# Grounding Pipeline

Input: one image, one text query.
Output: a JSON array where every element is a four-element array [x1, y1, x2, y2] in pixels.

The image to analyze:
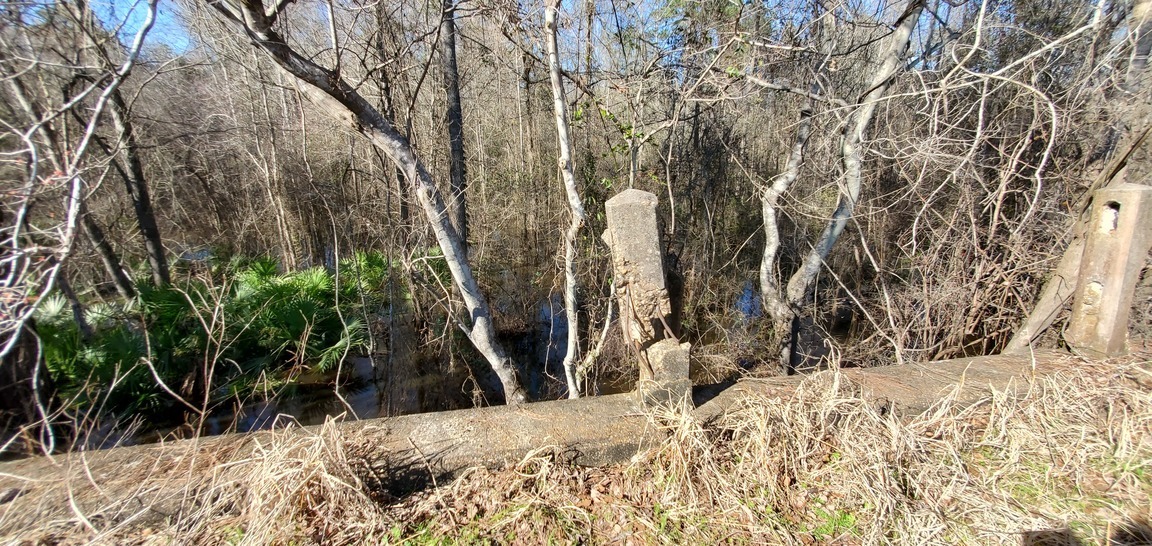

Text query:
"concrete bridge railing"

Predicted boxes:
[[602, 189, 691, 406], [1064, 184, 1152, 356]]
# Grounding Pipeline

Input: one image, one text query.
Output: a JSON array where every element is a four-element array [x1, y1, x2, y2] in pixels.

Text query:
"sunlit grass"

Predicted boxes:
[[5, 355, 1149, 545]]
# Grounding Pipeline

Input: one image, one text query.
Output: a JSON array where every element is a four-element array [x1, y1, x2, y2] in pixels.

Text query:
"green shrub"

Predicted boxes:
[[36, 252, 394, 418]]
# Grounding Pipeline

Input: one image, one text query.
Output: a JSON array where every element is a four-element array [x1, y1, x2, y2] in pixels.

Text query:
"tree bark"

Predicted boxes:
[[55, 268, 93, 341], [70, 0, 171, 287], [784, 1, 925, 309], [374, 3, 411, 235], [81, 207, 136, 299], [760, 105, 813, 364], [208, 0, 527, 403], [440, 0, 469, 250], [781, 0, 924, 370], [107, 93, 170, 286], [251, 56, 301, 270], [546, 0, 588, 398]]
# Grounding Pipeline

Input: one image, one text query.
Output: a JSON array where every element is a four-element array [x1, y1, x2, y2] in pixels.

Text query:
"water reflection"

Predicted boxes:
[[131, 294, 634, 443], [201, 357, 385, 435]]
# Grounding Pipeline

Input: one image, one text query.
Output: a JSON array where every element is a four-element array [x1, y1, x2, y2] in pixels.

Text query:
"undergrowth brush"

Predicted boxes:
[[32, 252, 389, 419]]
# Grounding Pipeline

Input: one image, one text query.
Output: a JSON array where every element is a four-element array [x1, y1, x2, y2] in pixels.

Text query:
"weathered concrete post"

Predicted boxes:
[[1065, 184, 1152, 357], [603, 189, 691, 405], [604, 190, 670, 342]]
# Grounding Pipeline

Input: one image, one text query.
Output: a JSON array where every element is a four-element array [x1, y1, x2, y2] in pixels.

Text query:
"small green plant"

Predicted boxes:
[[810, 507, 859, 539], [221, 525, 245, 545]]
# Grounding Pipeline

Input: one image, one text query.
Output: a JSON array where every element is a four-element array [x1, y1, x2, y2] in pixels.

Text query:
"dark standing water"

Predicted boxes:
[[122, 285, 753, 445], [196, 356, 418, 436], [129, 295, 582, 443]]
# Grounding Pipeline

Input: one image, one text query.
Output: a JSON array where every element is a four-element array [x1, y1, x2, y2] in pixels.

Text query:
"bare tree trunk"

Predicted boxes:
[[1127, 0, 1152, 91], [521, 54, 537, 182], [374, 3, 411, 236], [70, 0, 170, 287], [55, 268, 93, 341], [760, 105, 812, 362], [546, 0, 588, 398], [81, 208, 136, 299], [440, 0, 468, 250], [253, 57, 301, 270], [784, 0, 924, 310], [208, 0, 527, 403], [781, 0, 924, 369], [108, 93, 169, 287]]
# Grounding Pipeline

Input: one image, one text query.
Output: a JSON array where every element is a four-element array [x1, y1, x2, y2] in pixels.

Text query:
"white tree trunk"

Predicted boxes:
[[784, 1, 925, 309], [545, 0, 588, 398], [761, 105, 813, 363]]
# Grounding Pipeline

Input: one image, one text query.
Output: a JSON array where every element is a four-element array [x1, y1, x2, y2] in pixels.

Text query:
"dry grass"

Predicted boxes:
[[171, 426, 393, 545], [379, 358, 1151, 546], [8, 355, 1151, 545]]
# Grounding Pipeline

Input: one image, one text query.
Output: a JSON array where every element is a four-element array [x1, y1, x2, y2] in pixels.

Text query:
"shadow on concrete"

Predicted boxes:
[[362, 444, 596, 502], [692, 380, 739, 408], [1022, 518, 1152, 546], [358, 447, 448, 499]]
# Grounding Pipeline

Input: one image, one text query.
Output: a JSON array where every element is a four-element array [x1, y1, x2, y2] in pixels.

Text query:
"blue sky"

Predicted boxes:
[[93, 0, 190, 54]]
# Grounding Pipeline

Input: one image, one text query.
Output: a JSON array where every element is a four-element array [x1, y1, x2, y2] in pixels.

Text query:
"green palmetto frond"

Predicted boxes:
[[34, 293, 70, 325], [284, 267, 333, 298], [314, 318, 368, 372]]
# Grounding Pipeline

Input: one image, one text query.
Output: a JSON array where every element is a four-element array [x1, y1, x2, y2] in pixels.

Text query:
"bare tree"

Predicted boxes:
[[3, 63, 138, 300], [759, 102, 813, 363], [784, 0, 925, 321], [205, 0, 527, 403], [0, 0, 158, 451], [79, 209, 136, 299], [67, 0, 171, 287], [441, 0, 469, 250], [744, 0, 927, 370], [545, 0, 588, 398]]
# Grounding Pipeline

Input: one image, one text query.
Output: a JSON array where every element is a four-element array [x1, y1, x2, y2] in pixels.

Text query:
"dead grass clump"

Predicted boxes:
[[173, 421, 390, 545], [8, 356, 1148, 544], [383, 357, 1151, 545], [702, 361, 1152, 544]]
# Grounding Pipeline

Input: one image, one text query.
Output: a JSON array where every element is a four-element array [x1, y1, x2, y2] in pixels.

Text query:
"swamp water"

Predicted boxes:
[[120, 296, 596, 445], [101, 285, 764, 448]]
